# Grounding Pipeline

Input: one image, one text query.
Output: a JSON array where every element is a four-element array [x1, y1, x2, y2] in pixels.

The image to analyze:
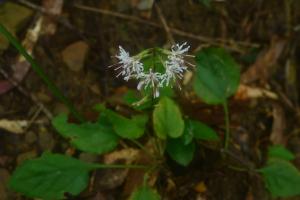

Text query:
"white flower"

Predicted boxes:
[[137, 69, 161, 98], [115, 46, 144, 81], [111, 43, 191, 98], [170, 42, 190, 56], [160, 42, 190, 87]]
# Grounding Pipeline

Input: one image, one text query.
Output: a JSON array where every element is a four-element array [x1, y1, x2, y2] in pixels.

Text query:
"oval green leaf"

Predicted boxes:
[[186, 119, 219, 141], [193, 47, 240, 104], [52, 114, 119, 154], [103, 109, 148, 139], [166, 135, 195, 166], [9, 152, 97, 200], [258, 158, 300, 198], [153, 97, 184, 139], [268, 145, 295, 161], [130, 185, 161, 200]]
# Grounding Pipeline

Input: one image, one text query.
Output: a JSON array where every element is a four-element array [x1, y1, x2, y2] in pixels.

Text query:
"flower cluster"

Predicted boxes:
[[112, 42, 191, 97]]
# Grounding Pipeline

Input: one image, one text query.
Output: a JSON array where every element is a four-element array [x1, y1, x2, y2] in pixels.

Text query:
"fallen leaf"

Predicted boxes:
[[270, 103, 286, 145], [96, 148, 140, 190], [241, 36, 286, 84], [62, 41, 89, 72], [234, 84, 278, 100], [104, 148, 140, 164], [0, 119, 28, 134], [194, 181, 207, 193], [42, 0, 64, 35], [123, 139, 157, 197]]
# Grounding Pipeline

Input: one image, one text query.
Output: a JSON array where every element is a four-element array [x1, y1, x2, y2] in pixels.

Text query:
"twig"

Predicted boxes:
[[155, 4, 175, 44], [73, 4, 259, 50], [18, 0, 87, 40]]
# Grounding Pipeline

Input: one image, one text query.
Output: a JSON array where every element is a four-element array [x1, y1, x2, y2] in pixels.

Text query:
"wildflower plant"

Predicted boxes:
[[1, 21, 300, 199]]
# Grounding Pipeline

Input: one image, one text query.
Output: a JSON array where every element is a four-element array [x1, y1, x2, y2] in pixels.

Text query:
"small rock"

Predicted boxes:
[[16, 150, 37, 165], [62, 41, 89, 72]]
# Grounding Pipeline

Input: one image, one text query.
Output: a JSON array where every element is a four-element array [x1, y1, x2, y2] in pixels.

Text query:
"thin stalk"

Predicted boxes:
[[0, 24, 84, 122], [223, 101, 230, 149], [94, 163, 149, 169]]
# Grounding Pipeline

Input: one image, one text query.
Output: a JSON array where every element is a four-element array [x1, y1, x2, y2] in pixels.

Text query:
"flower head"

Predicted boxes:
[[111, 43, 191, 97], [115, 46, 144, 81], [160, 42, 190, 87], [137, 69, 161, 98]]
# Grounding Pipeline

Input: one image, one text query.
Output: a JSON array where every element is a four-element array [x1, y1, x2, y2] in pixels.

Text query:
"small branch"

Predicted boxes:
[[73, 4, 259, 51], [95, 163, 149, 169], [155, 3, 175, 44]]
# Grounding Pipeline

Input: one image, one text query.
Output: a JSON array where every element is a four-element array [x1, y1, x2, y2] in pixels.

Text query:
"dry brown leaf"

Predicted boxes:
[[234, 84, 278, 100], [42, 0, 63, 35], [62, 41, 89, 72], [194, 181, 207, 193], [122, 139, 157, 197], [241, 36, 286, 84], [103, 148, 140, 164], [96, 148, 140, 190], [270, 103, 286, 145]]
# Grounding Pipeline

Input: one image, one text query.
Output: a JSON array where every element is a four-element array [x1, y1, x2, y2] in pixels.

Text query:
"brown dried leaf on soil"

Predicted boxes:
[[270, 103, 286, 145], [241, 36, 286, 84], [96, 148, 140, 190], [0, 119, 28, 134], [62, 41, 89, 72], [234, 84, 278, 100], [42, 0, 64, 35]]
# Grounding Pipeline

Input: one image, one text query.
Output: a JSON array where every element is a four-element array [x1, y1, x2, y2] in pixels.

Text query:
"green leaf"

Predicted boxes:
[[198, 0, 211, 7], [166, 133, 195, 166], [193, 47, 240, 104], [258, 158, 300, 198], [186, 119, 219, 141], [268, 145, 295, 161], [130, 185, 161, 200], [123, 90, 153, 110], [153, 97, 184, 139], [9, 152, 97, 200], [104, 109, 148, 139], [52, 114, 119, 154]]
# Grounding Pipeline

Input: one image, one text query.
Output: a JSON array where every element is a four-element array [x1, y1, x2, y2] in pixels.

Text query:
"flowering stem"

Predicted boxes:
[[94, 163, 149, 169], [223, 101, 230, 150]]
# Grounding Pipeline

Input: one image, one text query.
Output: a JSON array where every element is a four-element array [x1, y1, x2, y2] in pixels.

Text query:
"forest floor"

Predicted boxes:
[[0, 0, 300, 199]]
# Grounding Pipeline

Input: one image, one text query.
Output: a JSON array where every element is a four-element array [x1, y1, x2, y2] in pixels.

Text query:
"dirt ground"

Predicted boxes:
[[0, 0, 300, 199]]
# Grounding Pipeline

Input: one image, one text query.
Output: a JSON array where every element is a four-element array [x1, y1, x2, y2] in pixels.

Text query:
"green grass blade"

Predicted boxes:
[[0, 24, 84, 122]]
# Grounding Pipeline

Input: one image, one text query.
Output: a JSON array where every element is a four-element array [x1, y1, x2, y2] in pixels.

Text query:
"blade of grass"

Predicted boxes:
[[0, 24, 84, 122]]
